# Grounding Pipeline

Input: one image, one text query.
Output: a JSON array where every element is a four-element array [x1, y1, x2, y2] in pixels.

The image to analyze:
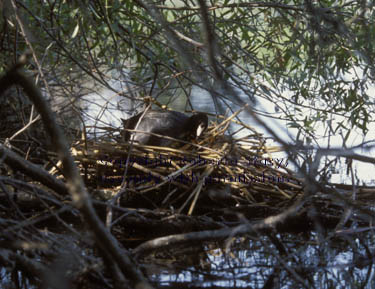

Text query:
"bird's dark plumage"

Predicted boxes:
[[121, 110, 208, 146]]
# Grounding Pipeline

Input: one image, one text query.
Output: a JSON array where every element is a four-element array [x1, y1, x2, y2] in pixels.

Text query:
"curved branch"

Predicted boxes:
[[0, 63, 153, 289]]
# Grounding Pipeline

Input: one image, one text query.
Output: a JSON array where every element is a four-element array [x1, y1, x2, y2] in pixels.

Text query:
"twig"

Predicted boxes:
[[0, 144, 69, 196], [0, 61, 153, 289]]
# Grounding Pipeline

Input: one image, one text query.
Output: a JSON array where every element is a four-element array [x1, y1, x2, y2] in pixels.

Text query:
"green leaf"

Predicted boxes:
[[71, 23, 79, 39]]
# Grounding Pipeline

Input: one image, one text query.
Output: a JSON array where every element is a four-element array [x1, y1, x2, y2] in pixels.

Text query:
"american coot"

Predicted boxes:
[[121, 110, 208, 146]]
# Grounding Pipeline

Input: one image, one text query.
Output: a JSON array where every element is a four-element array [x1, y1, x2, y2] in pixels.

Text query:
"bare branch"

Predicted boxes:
[[0, 62, 153, 289]]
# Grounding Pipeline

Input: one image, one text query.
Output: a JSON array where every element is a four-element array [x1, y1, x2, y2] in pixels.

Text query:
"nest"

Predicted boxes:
[[69, 112, 303, 220], [42, 109, 375, 244]]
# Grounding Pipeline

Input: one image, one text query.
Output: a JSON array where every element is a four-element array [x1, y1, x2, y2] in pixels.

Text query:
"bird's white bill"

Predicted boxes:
[[196, 124, 205, 137]]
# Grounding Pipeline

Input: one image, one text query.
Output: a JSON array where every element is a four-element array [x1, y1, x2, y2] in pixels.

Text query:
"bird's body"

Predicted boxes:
[[122, 110, 208, 146]]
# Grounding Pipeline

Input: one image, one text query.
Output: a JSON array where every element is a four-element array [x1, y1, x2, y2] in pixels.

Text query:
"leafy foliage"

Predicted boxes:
[[1, 0, 374, 142]]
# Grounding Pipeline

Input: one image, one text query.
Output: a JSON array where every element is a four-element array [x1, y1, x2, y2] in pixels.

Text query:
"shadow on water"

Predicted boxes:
[[2, 229, 374, 288], [143, 231, 375, 288]]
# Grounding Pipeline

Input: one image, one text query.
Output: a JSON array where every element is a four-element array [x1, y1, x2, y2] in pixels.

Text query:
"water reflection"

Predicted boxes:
[[144, 231, 375, 288]]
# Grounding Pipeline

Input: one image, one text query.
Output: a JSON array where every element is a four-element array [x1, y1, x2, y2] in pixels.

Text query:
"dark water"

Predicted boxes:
[[144, 231, 375, 288]]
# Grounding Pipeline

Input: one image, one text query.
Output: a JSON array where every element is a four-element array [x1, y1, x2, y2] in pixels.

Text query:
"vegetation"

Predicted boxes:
[[1, 0, 375, 288]]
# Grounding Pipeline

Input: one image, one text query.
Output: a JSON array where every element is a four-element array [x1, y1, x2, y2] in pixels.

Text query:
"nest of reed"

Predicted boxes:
[[67, 110, 307, 234], [58, 107, 375, 244]]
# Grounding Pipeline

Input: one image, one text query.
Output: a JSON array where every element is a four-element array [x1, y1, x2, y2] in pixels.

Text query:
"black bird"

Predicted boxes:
[[121, 110, 208, 146]]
